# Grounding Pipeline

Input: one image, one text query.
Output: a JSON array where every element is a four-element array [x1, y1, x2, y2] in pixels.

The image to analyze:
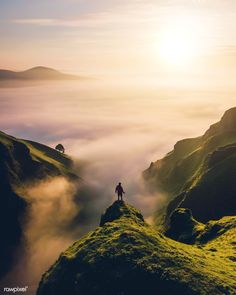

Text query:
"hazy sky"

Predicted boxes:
[[1, 0, 236, 79]]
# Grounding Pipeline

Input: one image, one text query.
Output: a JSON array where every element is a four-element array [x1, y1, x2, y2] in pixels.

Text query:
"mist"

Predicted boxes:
[[0, 178, 79, 292], [0, 78, 235, 293]]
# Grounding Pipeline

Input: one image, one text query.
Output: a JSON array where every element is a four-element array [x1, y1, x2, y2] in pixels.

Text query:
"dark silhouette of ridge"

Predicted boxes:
[[0, 66, 81, 80]]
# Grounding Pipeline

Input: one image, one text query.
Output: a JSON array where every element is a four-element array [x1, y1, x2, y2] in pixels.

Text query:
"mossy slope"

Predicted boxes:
[[0, 130, 78, 277], [143, 107, 236, 224], [37, 201, 236, 295]]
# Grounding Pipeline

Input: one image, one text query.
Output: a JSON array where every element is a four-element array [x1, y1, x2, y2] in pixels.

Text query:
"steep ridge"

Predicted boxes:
[[37, 201, 236, 295], [0, 130, 78, 278], [143, 107, 236, 225]]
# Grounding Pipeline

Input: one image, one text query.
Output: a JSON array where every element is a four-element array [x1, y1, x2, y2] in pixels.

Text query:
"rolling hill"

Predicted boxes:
[[143, 107, 236, 226], [0, 66, 80, 81]]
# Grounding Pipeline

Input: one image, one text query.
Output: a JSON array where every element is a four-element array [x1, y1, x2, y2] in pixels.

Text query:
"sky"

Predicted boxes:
[[1, 0, 236, 79], [1, 2, 236, 291]]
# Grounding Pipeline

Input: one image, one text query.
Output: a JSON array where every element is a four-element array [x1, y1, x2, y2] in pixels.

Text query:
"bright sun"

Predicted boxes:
[[158, 16, 203, 66], [159, 32, 196, 65]]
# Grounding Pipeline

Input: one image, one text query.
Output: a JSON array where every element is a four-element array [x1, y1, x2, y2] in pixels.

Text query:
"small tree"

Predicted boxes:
[[55, 144, 65, 154]]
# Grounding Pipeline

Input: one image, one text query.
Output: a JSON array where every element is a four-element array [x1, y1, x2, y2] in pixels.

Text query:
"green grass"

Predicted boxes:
[[143, 108, 236, 225], [0, 130, 77, 181], [22, 140, 75, 178], [37, 201, 236, 295], [0, 130, 80, 278], [0, 131, 17, 146]]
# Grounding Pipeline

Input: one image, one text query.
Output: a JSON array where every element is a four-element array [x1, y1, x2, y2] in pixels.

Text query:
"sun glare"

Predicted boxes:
[[158, 15, 203, 66], [159, 32, 196, 65]]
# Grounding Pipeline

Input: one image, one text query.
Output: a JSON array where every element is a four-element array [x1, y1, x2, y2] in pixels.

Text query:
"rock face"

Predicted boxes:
[[37, 201, 236, 295], [143, 107, 236, 225], [0, 130, 77, 278], [164, 208, 201, 244]]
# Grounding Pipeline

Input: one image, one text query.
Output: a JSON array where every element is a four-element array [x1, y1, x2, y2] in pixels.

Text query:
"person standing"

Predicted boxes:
[[115, 182, 125, 201]]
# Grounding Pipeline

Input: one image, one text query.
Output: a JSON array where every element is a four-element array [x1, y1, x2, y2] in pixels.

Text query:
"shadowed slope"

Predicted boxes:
[[143, 107, 236, 225], [0, 130, 78, 278]]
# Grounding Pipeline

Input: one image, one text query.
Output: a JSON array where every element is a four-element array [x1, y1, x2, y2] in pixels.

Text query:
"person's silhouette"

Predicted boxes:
[[115, 182, 125, 201]]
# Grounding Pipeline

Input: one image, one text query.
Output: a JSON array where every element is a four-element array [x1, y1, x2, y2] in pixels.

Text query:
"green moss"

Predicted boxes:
[[37, 202, 236, 295], [100, 200, 145, 226]]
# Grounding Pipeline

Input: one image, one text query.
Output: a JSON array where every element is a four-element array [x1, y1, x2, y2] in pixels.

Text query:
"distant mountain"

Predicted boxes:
[[143, 107, 236, 226], [0, 130, 78, 278], [37, 201, 236, 295], [0, 66, 80, 80]]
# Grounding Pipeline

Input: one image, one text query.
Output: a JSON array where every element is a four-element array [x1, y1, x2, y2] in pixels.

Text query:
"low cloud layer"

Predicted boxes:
[[1, 81, 235, 219], [0, 80, 235, 293]]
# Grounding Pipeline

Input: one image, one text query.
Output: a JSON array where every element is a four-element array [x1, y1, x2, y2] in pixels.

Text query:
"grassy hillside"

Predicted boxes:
[[143, 107, 236, 225], [0, 131, 77, 180], [0, 130, 78, 278], [37, 201, 236, 295]]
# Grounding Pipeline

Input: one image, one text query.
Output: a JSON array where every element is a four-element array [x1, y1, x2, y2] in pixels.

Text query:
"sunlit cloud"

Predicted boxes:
[[11, 16, 117, 28], [10, 9, 158, 28]]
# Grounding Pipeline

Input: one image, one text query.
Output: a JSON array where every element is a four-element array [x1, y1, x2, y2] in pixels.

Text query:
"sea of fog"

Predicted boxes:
[[0, 79, 235, 293]]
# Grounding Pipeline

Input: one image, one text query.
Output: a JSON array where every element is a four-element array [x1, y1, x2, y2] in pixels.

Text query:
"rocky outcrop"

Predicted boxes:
[[37, 201, 236, 295]]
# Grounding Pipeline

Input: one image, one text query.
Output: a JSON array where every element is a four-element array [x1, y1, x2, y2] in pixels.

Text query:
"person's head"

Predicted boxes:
[[119, 182, 121, 185]]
